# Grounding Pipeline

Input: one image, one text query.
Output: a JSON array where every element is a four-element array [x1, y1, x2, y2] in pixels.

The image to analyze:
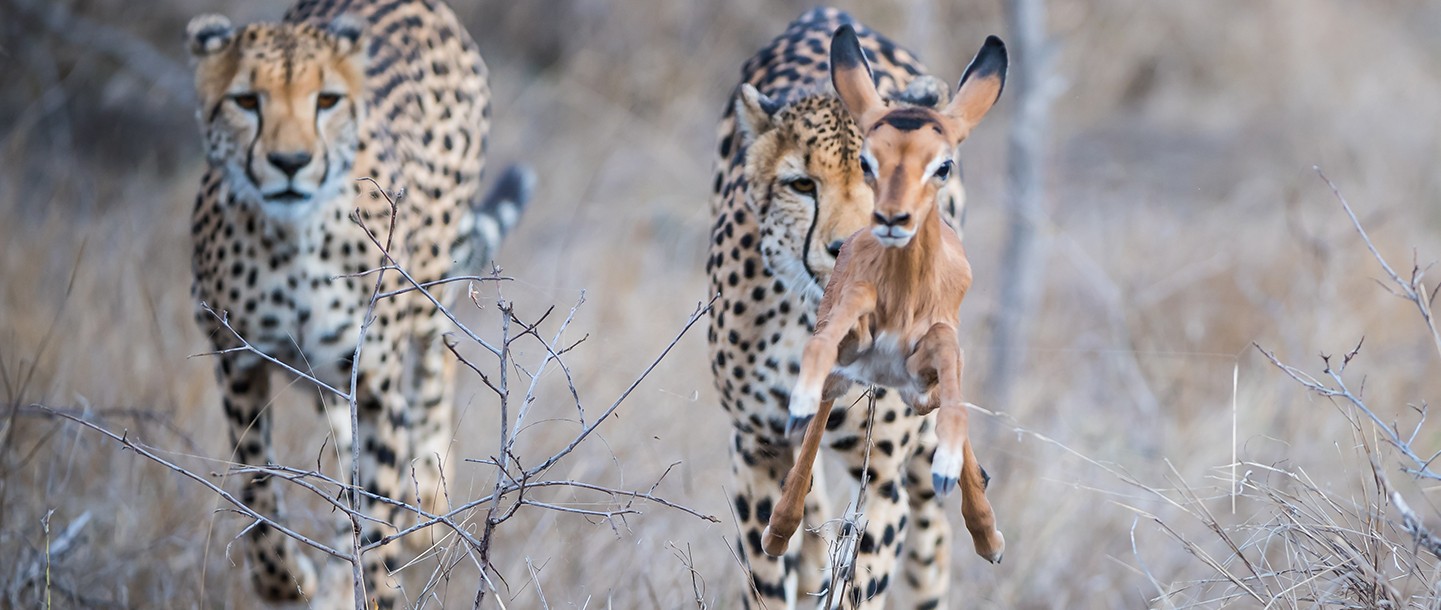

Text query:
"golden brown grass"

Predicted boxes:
[[4, 0, 1441, 607]]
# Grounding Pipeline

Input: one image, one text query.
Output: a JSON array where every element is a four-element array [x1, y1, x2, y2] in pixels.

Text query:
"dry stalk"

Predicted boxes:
[[1133, 171, 1441, 609]]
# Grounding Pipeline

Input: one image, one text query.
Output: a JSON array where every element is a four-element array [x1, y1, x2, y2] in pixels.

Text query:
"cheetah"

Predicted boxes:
[[708, 8, 973, 609], [185, 0, 529, 606]]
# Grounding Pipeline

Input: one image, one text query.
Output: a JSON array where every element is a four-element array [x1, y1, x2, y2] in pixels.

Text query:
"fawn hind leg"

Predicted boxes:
[[904, 325, 964, 493], [908, 325, 1003, 564]]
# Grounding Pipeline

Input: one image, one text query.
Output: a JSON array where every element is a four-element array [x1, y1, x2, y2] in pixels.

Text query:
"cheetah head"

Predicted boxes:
[[186, 14, 367, 216], [734, 91, 875, 302]]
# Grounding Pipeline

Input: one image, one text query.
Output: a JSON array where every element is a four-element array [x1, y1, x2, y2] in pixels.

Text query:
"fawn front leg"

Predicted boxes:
[[787, 283, 876, 434]]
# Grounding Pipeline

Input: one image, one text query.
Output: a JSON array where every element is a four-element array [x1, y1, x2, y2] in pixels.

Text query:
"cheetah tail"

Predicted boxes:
[[456, 163, 535, 274]]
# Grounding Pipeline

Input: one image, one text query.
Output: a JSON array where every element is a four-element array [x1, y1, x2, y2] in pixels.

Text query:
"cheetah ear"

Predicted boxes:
[[829, 24, 886, 129], [327, 14, 366, 56], [896, 75, 950, 109], [943, 36, 1007, 130], [186, 14, 235, 57], [735, 84, 780, 145]]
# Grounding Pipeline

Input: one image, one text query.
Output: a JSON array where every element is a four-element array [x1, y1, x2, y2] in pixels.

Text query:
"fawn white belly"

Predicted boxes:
[[835, 332, 921, 394]]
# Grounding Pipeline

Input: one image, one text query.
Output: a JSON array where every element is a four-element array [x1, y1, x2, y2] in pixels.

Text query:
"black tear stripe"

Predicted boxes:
[[316, 69, 331, 187], [319, 135, 330, 189], [245, 108, 265, 189], [801, 188, 821, 284]]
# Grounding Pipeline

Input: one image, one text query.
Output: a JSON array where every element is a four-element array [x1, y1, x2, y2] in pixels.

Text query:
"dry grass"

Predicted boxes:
[[4, 0, 1441, 607]]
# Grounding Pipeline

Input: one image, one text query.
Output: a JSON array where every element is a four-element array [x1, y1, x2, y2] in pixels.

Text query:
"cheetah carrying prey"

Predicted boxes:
[[708, 8, 984, 609]]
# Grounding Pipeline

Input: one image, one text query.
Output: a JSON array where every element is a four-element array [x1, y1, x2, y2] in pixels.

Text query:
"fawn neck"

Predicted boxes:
[[876, 208, 943, 287]]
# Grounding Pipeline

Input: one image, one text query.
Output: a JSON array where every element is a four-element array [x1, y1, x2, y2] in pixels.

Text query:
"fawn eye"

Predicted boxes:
[[232, 93, 260, 111], [787, 177, 817, 195], [316, 93, 342, 110], [859, 156, 874, 178], [934, 160, 953, 181]]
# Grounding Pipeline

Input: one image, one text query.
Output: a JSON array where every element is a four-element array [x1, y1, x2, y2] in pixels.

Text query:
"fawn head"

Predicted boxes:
[[829, 25, 1006, 248]]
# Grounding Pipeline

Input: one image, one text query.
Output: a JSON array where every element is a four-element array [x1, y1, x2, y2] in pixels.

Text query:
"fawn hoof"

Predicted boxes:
[[785, 414, 813, 437], [786, 388, 820, 433], [930, 445, 964, 496], [760, 524, 792, 557], [974, 529, 1005, 565], [932, 473, 958, 496], [980, 465, 992, 490]]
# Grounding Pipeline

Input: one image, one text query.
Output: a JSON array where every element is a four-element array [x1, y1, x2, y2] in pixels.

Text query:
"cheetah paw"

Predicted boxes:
[[930, 444, 965, 496], [254, 552, 318, 602]]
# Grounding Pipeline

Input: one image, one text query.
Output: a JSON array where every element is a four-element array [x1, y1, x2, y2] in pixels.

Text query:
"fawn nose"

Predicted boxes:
[[825, 239, 845, 257], [872, 212, 911, 227], [267, 151, 313, 177]]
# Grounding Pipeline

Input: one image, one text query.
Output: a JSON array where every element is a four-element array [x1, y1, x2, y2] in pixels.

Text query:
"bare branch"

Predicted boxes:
[[1316, 167, 1441, 362], [524, 297, 716, 479], [36, 406, 350, 560]]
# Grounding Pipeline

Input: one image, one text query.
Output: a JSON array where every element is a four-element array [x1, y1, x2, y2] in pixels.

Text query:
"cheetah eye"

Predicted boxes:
[[317, 93, 343, 110], [933, 160, 953, 181], [232, 93, 260, 112], [787, 177, 817, 195]]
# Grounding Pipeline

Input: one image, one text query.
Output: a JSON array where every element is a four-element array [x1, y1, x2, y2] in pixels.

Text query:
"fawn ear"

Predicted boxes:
[[327, 14, 366, 56], [944, 36, 1008, 129], [186, 14, 235, 57], [735, 84, 780, 144], [829, 25, 885, 128]]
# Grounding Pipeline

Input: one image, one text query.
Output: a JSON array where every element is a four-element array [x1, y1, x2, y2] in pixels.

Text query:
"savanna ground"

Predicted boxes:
[[4, 0, 1441, 607]]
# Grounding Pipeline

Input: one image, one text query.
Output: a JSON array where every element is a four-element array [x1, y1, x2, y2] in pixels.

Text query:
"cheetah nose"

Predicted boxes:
[[872, 211, 911, 227], [825, 239, 845, 257], [267, 151, 313, 177]]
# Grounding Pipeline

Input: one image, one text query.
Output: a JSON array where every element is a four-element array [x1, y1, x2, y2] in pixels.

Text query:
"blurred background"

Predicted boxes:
[[4, 0, 1441, 607]]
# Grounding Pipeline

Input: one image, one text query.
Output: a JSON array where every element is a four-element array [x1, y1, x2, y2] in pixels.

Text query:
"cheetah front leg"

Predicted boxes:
[[349, 370, 412, 610], [798, 456, 836, 599], [731, 428, 802, 609], [900, 418, 952, 608], [827, 397, 919, 610], [406, 322, 455, 521], [215, 354, 319, 602]]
